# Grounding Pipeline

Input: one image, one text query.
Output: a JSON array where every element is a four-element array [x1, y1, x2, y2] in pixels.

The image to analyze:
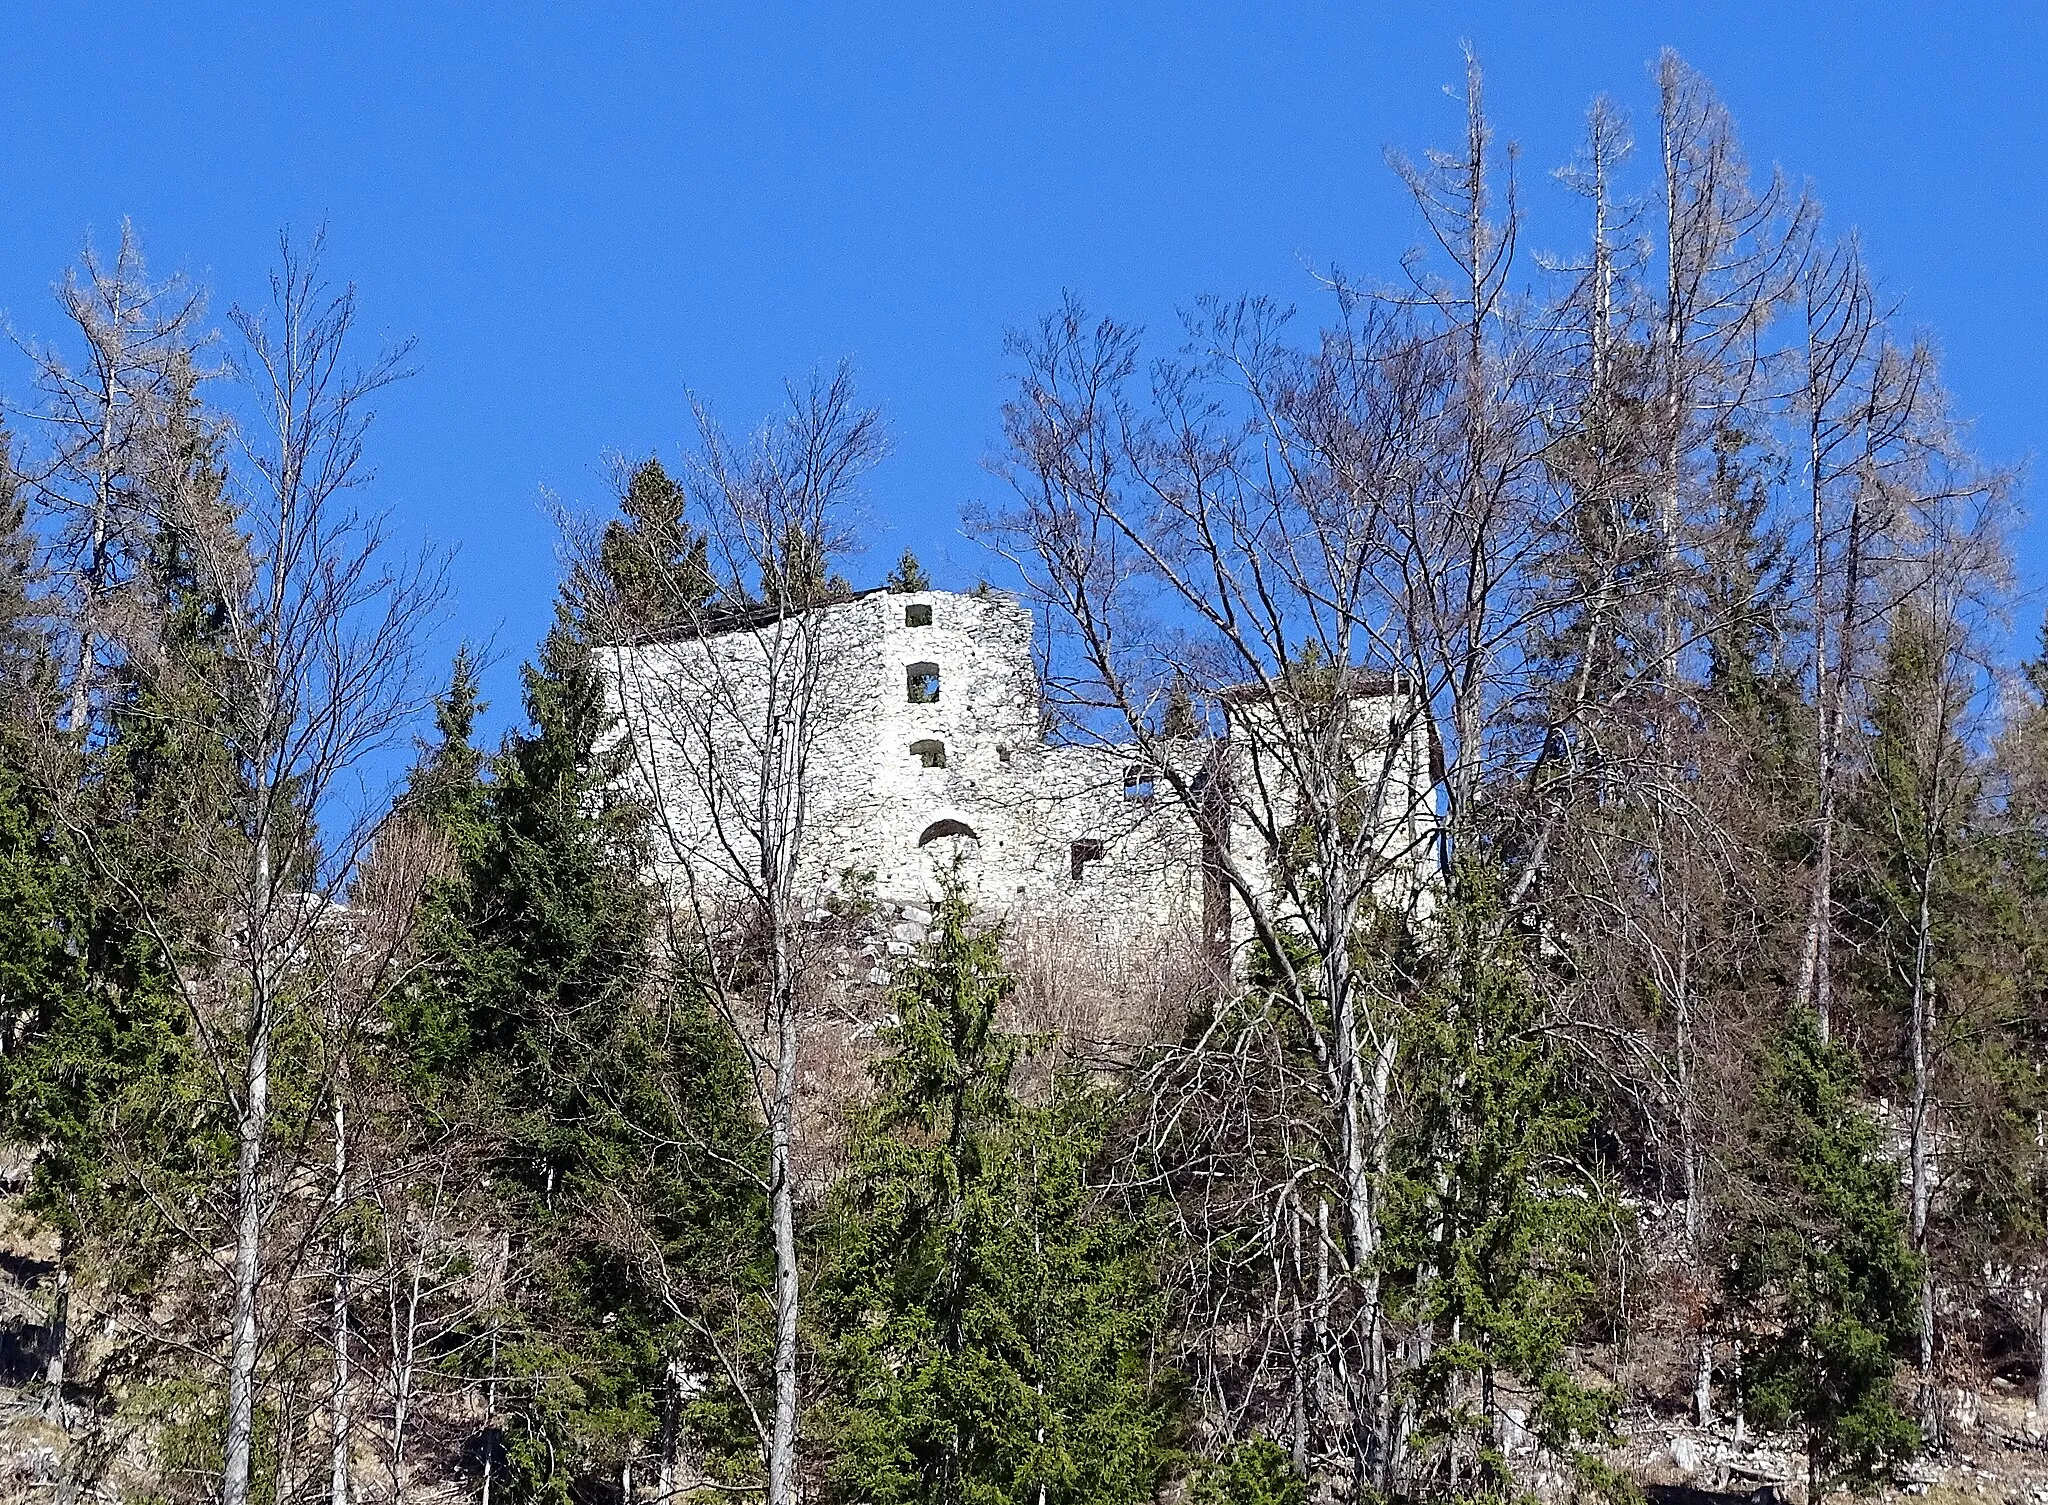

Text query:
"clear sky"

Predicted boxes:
[[3, 3, 2042, 734]]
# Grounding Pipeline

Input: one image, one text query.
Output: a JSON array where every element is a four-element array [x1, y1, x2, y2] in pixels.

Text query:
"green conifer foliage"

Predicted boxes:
[[383, 647, 492, 1085], [757, 521, 850, 609], [1, 494, 235, 1437], [884, 548, 930, 593], [596, 457, 720, 636], [450, 610, 661, 1498], [1194, 1437, 1308, 1505], [818, 873, 1182, 1505], [1729, 1008, 1921, 1496], [398, 611, 769, 1503], [1384, 879, 1617, 1499], [1159, 675, 1203, 741]]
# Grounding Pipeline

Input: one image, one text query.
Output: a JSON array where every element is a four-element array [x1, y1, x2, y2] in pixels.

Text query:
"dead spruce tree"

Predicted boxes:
[[7, 221, 210, 740], [592, 365, 884, 1505], [1535, 59, 1813, 1428]]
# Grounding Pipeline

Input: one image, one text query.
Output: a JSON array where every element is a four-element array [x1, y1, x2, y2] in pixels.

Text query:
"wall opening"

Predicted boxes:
[[911, 739, 947, 769], [906, 661, 941, 704], [905, 603, 933, 627], [1069, 838, 1107, 880], [918, 819, 978, 847], [1124, 763, 1156, 800], [996, 744, 1012, 767]]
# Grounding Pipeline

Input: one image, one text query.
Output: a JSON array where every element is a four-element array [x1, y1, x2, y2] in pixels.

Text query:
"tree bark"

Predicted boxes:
[[2035, 1286, 2048, 1419], [1678, 956, 1713, 1429], [1909, 872, 1938, 1446], [332, 1068, 353, 1505], [223, 989, 271, 1505], [766, 935, 802, 1505], [41, 1247, 68, 1418]]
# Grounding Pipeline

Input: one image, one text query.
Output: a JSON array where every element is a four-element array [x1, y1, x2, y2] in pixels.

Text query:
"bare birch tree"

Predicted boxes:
[[594, 365, 884, 1505], [54, 231, 445, 1505]]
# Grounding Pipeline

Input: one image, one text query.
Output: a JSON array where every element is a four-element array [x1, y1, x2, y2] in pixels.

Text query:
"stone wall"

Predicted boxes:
[[604, 586, 1436, 964]]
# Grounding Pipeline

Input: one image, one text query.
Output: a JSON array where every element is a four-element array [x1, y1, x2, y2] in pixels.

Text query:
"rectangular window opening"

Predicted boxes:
[[1069, 838, 1107, 881]]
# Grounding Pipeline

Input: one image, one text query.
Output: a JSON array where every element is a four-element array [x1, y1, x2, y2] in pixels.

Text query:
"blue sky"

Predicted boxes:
[[3, 3, 2042, 735]]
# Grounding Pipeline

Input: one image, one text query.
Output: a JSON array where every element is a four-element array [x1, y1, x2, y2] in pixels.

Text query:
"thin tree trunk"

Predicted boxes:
[[1795, 405, 1834, 1041], [224, 990, 272, 1505], [1732, 1338, 1746, 1445], [765, 935, 802, 1505], [65, 335, 124, 738], [391, 1245, 429, 1505], [1799, 467, 1868, 1044], [481, 1232, 507, 1505], [1679, 955, 1713, 1429], [1694, 1336, 1714, 1434], [659, 1360, 681, 1505], [1289, 1192, 1308, 1477], [332, 1071, 352, 1505], [1793, 823, 1833, 1042], [1314, 1195, 1333, 1476], [41, 1244, 69, 1418], [225, 705, 279, 1505], [1330, 947, 1385, 1492], [2035, 1286, 2048, 1419], [1909, 865, 1938, 1446]]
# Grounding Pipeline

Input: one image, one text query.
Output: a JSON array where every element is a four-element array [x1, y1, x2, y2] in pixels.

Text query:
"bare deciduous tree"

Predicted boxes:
[[57, 231, 445, 1505], [591, 364, 884, 1505]]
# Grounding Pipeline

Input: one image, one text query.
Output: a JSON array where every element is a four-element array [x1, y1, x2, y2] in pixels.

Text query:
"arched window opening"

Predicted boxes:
[[905, 603, 933, 628], [918, 819, 978, 847], [906, 662, 940, 704], [996, 744, 1013, 768], [1124, 764, 1156, 801], [1069, 838, 1107, 880], [911, 739, 947, 769]]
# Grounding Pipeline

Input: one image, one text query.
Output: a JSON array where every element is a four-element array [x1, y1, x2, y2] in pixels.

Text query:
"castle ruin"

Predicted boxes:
[[604, 585, 1440, 966]]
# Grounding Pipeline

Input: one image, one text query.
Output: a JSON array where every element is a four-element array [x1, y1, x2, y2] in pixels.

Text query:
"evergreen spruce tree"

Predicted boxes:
[[1, 463, 245, 1424], [1728, 1008, 1921, 1496], [1159, 674, 1203, 741], [397, 609, 769, 1503], [443, 609, 662, 1499], [596, 457, 719, 636], [818, 873, 1182, 1505], [757, 520, 850, 608], [884, 547, 930, 593], [1948, 612, 2048, 1415], [1384, 877, 1617, 1500], [385, 646, 493, 1085], [406, 645, 488, 829]]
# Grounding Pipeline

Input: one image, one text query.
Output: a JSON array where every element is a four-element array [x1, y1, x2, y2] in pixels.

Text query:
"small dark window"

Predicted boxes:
[[911, 739, 947, 769], [996, 744, 1012, 767], [905, 603, 933, 628], [1124, 764, 1156, 801], [1069, 839, 1107, 880], [919, 819, 978, 847], [906, 662, 940, 704]]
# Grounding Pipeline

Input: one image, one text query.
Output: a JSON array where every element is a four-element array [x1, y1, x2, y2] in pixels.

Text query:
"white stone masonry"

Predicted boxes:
[[604, 587, 1438, 959]]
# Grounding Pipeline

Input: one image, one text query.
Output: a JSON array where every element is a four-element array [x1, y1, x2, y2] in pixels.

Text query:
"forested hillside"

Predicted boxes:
[[4, 49, 2048, 1505]]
